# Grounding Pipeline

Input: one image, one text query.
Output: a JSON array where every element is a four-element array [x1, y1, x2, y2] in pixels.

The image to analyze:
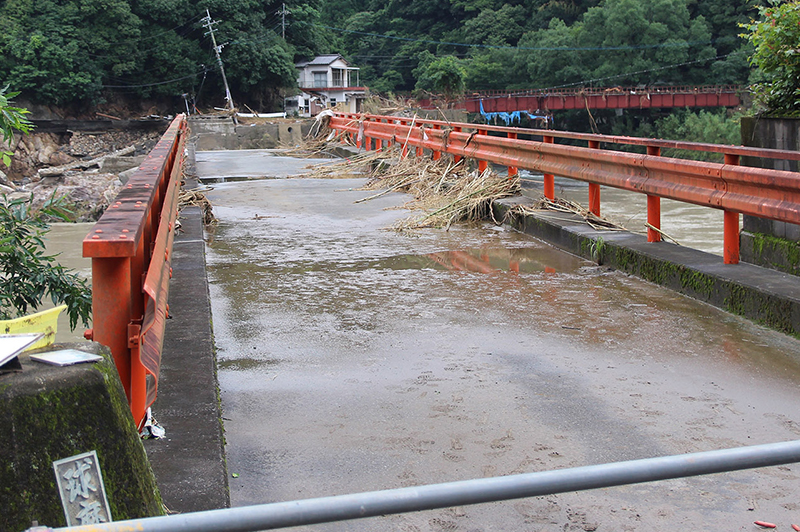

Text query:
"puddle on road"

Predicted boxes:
[[229, 244, 585, 276], [375, 247, 572, 274], [200, 175, 282, 184]]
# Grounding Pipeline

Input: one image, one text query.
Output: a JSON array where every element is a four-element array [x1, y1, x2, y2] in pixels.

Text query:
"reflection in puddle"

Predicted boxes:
[[379, 247, 563, 274]]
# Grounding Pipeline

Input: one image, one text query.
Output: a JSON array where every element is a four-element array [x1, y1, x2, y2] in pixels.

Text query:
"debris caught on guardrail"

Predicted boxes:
[[178, 187, 216, 226], [510, 197, 625, 232]]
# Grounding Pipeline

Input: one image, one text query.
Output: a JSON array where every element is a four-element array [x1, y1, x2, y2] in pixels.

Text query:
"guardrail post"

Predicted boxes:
[[454, 126, 462, 164], [432, 124, 441, 161], [397, 119, 410, 159], [723, 153, 741, 264], [129, 323, 146, 429], [507, 132, 518, 177], [646, 146, 662, 243], [588, 140, 601, 215], [543, 135, 554, 200], [91, 257, 134, 400], [477, 129, 488, 173], [374, 119, 383, 152], [416, 125, 424, 158]]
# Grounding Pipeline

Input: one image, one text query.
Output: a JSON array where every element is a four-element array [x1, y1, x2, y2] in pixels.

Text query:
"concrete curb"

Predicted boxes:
[[494, 197, 800, 336], [143, 202, 229, 512]]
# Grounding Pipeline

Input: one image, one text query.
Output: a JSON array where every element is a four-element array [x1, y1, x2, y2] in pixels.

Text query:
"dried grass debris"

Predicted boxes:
[[509, 197, 624, 231], [179, 187, 216, 226]]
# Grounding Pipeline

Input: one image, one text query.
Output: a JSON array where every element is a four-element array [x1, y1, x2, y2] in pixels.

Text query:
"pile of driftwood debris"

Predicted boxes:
[[297, 142, 521, 231], [282, 115, 626, 233]]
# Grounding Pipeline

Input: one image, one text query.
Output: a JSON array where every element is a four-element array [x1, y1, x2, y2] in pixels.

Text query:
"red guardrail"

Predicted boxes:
[[83, 115, 187, 429], [331, 112, 800, 265]]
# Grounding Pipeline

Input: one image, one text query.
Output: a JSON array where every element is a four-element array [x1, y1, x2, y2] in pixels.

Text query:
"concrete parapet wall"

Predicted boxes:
[[190, 117, 313, 151], [740, 117, 800, 273], [494, 198, 800, 336], [0, 343, 163, 530]]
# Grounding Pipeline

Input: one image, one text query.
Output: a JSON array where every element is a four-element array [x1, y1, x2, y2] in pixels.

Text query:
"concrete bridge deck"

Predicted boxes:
[[150, 147, 800, 529], [145, 147, 800, 530]]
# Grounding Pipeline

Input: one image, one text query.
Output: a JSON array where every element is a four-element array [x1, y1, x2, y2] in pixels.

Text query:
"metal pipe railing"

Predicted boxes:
[[340, 112, 800, 162], [331, 112, 800, 264], [36, 440, 800, 532]]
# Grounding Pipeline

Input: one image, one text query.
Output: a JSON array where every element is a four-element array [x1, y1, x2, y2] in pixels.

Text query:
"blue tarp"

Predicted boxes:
[[479, 100, 552, 126]]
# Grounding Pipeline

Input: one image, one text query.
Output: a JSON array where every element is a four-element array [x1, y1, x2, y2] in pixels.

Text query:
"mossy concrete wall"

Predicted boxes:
[[0, 343, 163, 530], [494, 198, 800, 336], [740, 117, 800, 274]]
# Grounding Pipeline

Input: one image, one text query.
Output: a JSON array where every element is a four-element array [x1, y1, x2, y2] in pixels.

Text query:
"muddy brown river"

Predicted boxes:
[[200, 150, 800, 531]]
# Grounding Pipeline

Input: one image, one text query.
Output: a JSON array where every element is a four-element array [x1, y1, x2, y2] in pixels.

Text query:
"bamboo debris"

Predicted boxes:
[[283, 122, 522, 230], [510, 197, 625, 231], [357, 152, 521, 231], [644, 222, 681, 245], [287, 120, 628, 232], [301, 148, 390, 179], [178, 187, 216, 225]]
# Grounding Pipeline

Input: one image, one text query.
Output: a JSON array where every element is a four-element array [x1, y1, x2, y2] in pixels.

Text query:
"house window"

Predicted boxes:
[[332, 69, 344, 87], [313, 72, 327, 88], [329, 98, 337, 107]]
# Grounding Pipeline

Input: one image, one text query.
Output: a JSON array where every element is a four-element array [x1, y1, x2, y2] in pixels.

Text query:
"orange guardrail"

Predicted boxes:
[[83, 114, 187, 429], [331, 112, 800, 265]]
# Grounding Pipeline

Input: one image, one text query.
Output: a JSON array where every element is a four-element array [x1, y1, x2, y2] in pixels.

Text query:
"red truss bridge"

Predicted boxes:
[[457, 85, 743, 115]]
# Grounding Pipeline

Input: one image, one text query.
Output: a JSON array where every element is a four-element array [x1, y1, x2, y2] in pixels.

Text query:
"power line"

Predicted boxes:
[[101, 68, 208, 89], [462, 51, 748, 96], [298, 21, 739, 52]]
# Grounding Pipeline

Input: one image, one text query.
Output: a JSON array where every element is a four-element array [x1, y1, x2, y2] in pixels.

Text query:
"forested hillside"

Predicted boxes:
[[0, 0, 756, 113]]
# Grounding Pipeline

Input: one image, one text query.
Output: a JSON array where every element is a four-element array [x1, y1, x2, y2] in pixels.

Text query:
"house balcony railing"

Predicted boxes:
[[298, 79, 364, 90]]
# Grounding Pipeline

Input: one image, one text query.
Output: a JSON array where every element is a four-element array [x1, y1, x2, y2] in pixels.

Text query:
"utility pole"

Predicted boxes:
[[201, 9, 235, 112], [277, 3, 290, 39]]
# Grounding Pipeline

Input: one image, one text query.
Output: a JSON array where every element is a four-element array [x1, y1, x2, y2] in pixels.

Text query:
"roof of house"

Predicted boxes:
[[296, 54, 348, 68]]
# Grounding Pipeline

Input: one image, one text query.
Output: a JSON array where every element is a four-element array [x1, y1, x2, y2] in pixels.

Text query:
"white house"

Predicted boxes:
[[285, 54, 367, 117]]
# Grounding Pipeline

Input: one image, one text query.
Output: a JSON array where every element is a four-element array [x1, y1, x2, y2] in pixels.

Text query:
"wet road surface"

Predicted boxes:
[[203, 151, 800, 531]]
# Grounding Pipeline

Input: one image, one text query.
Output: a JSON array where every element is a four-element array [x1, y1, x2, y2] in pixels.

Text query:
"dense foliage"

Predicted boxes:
[[0, 0, 756, 111], [740, 0, 800, 115], [326, 0, 755, 93], [0, 194, 92, 330], [0, 85, 32, 167], [0, 0, 307, 109]]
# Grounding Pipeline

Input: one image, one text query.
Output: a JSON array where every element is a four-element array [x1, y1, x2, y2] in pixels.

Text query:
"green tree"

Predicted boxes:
[[740, 1, 800, 115], [652, 108, 741, 161], [459, 5, 526, 46], [0, 85, 32, 167], [0, 194, 92, 330], [414, 52, 466, 98], [464, 50, 516, 90]]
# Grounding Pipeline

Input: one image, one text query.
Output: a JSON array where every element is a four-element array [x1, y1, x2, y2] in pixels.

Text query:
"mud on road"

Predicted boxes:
[[204, 168, 800, 531]]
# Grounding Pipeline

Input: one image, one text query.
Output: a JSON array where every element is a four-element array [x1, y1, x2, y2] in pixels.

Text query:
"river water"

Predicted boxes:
[[40, 223, 93, 343], [520, 172, 724, 256], [200, 150, 800, 531]]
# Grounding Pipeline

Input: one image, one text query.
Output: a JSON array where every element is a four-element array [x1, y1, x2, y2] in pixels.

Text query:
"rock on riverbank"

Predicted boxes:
[[1, 127, 164, 221]]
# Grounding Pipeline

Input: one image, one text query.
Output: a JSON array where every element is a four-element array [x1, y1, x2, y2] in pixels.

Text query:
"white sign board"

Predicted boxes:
[[53, 450, 112, 526]]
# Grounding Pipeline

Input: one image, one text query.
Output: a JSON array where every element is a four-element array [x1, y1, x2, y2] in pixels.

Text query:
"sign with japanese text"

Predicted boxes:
[[53, 450, 112, 526]]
